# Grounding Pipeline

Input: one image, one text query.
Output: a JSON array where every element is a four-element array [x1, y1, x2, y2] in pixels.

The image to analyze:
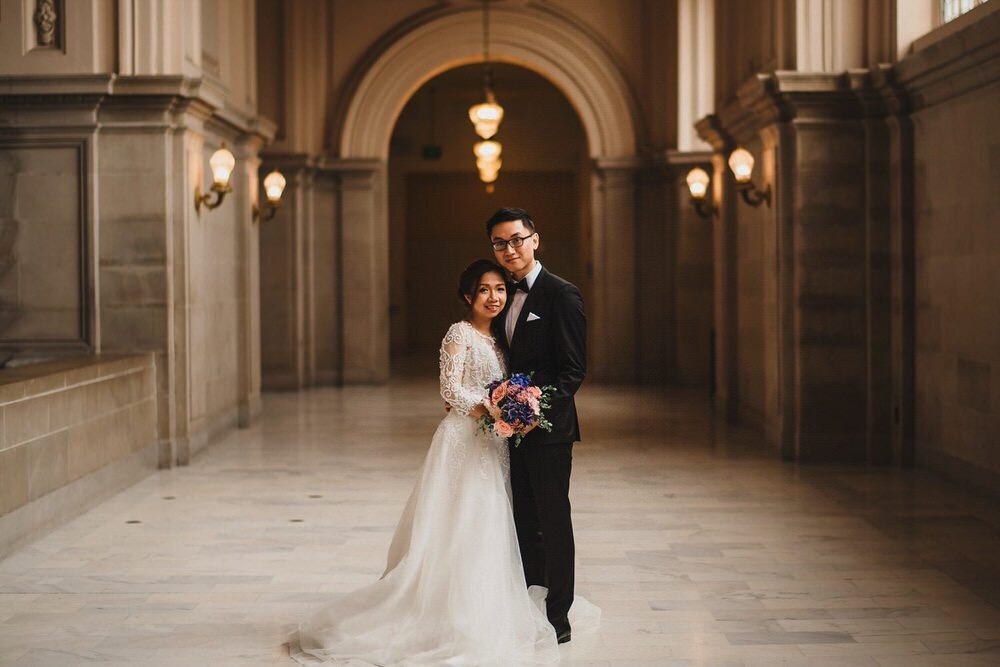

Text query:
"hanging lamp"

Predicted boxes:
[[468, 0, 504, 190]]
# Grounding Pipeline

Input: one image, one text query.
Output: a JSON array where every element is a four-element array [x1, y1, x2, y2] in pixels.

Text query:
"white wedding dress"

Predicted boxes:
[[289, 321, 597, 666]]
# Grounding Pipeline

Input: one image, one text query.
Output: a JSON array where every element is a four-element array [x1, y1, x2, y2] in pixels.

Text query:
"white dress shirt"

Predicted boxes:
[[506, 261, 543, 345]]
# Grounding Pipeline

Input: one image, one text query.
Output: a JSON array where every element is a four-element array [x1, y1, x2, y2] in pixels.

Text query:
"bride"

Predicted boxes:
[[289, 260, 596, 666]]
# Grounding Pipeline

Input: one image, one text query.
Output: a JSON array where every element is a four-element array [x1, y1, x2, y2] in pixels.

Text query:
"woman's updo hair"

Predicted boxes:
[[457, 259, 507, 306]]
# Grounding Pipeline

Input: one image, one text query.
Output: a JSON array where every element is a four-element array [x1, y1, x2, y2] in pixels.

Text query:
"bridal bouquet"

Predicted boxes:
[[478, 373, 555, 447]]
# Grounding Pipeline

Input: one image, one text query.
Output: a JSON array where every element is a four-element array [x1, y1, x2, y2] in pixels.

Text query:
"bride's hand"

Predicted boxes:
[[468, 404, 488, 419]]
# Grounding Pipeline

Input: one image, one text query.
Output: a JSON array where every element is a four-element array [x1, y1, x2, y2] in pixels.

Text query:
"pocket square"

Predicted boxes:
[[526, 312, 541, 322]]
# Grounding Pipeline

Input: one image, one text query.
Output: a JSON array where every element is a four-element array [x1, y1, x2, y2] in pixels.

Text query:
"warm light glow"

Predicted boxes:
[[263, 170, 286, 203], [686, 168, 710, 199], [473, 140, 502, 161], [478, 161, 501, 184], [475, 139, 502, 184], [728, 147, 755, 183], [209, 146, 236, 187], [468, 94, 504, 140]]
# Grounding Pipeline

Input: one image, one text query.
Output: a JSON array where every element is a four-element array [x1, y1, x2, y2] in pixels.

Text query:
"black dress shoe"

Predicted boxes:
[[551, 618, 572, 644]]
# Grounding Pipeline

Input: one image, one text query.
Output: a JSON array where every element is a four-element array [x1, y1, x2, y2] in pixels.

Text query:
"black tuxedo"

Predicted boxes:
[[491, 265, 586, 630], [491, 267, 586, 445]]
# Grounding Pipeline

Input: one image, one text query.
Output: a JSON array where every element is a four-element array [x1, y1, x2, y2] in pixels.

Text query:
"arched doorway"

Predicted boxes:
[[330, 4, 642, 383], [387, 63, 590, 375]]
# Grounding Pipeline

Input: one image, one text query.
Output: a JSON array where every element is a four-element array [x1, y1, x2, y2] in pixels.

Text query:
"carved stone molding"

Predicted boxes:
[[33, 0, 59, 49], [0, 75, 275, 144]]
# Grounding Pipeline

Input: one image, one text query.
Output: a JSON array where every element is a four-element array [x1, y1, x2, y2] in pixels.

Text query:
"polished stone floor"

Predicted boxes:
[[2, 377, 1000, 666]]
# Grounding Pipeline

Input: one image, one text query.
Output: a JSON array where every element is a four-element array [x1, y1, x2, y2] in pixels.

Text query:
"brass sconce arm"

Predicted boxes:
[[691, 195, 716, 219], [736, 181, 771, 207], [194, 182, 232, 213], [252, 201, 279, 222]]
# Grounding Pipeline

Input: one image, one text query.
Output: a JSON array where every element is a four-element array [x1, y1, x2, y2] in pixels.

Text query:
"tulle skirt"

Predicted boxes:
[[289, 411, 598, 666]]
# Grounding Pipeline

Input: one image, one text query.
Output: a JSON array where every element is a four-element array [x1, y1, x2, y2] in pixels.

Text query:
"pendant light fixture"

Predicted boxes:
[[468, 0, 503, 191]]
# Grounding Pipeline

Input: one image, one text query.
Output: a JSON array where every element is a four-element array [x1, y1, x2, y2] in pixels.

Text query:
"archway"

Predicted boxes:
[[387, 63, 590, 374], [331, 4, 642, 383]]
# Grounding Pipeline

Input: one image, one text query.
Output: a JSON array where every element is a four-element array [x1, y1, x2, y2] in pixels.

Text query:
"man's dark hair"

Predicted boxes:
[[485, 207, 536, 237]]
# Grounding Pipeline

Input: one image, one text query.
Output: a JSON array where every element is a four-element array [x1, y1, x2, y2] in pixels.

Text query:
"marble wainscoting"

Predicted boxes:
[[0, 355, 158, 559], [0, 379, 999, 665]]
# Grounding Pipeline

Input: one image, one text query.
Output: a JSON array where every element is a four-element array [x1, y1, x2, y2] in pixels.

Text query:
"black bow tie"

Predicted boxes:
[[512, 279, 530, 293]]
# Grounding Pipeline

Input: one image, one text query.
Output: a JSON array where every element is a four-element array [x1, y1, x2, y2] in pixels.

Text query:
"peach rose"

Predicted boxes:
[[495, 420, 515, 438]]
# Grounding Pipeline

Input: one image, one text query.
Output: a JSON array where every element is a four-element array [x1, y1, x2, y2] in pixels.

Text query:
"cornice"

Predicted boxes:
[[0, 74, 274, 142], [694, 113, 733, 153], [664, 149, 713, 168], [593, 156, 645, 172], [259, 152, 321, 171], [895, 8, 1000, 111]]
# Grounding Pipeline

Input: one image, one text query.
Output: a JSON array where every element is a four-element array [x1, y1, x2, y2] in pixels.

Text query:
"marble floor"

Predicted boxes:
[[2, 378, 1000, 666]]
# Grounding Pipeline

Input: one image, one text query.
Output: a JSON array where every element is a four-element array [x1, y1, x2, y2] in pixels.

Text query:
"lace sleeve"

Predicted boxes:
[[439, 323, 484, 416]]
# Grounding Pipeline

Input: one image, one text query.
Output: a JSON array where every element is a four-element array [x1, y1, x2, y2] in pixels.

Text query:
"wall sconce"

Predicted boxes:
[[253, 170, 287, 222], [195, 145, 236, 213], [685, 167, 716, 219], [727, 147, 771, 207]]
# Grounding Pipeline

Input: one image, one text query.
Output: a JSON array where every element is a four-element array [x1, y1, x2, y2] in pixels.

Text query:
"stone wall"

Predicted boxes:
[[1, 0, 274, 468], [0, 143, 86, 352], [0, 355, 157, 558], [899, 7, 1000, 489], [694, 3, 998, 487]]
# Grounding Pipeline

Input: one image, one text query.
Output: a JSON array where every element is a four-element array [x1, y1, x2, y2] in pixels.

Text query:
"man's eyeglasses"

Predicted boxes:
[[491, 234, 535, 251]]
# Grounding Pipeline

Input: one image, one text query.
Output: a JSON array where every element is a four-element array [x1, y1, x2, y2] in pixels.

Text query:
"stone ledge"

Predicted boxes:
[[0, 354, 152, 406]]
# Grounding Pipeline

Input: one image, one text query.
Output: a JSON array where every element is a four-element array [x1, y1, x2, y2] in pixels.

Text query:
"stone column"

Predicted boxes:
[[590, 158, 640, 383], [723, 72, 901, 463], [677, 0, 714, 152], [795, 0, 868, 71], [234, 130, 272, 426], [665, 150, 715, 390], [694, 116, 739, 422], [258, 155, 312, 391], [327, 158, 389, 384], [871, 66, 916, 467]]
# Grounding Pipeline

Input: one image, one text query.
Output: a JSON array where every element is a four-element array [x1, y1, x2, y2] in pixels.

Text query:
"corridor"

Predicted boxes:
[[1, 380, 999, 665]]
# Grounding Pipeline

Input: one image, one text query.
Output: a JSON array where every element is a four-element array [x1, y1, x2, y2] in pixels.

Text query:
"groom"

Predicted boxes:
[[486, 207, 586, 645]]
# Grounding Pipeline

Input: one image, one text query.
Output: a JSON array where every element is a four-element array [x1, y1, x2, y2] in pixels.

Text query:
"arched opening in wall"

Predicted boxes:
[[387, 63, 590, 376]]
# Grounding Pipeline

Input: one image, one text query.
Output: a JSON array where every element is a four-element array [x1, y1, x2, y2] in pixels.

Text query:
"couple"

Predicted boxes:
[[289, 208, 597, 665]]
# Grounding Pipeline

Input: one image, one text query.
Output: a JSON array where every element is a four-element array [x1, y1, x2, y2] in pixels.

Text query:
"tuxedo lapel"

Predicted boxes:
[[510, 268, 547, 351]]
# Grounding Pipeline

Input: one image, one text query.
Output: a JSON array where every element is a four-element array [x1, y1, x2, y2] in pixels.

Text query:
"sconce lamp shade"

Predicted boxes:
[[263, 170, 286, 203], [728, 147, 755, 183], [686, 168, 710, 199], [209, 146, 236, 187]]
